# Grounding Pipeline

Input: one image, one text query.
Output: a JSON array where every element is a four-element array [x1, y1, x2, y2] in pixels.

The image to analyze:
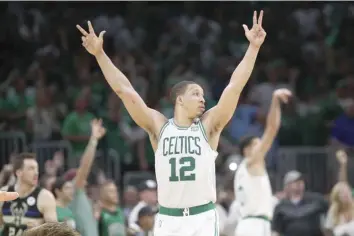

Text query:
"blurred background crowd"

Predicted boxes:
[[1, 1, 354, 236]]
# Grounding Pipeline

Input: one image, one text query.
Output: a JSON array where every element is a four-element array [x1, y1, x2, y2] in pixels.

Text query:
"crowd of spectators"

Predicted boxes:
[[0, 2, 354, 236]]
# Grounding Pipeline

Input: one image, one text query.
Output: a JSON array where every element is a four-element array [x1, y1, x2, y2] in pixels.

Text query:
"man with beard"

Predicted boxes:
[[98, 180, 125, 236], [0, 153, 57, 236]]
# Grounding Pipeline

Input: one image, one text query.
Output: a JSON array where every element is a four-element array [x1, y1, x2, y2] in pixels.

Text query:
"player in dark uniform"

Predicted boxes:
[[0, 153, 57, 236]]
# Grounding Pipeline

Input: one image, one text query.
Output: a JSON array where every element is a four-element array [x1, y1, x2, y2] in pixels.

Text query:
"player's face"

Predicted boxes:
[[181, 84, 205, 119], [18, 159, 39, 186], [103, 183, 119, 205], [60, 181, 74, 202]]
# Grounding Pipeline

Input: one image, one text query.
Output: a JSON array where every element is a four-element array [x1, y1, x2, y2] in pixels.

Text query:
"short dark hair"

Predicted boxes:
[[12, 153, 36, 174], [239, 135, 257, 156], [23, 222, 80, 236], [51, 177, 67, 198], [169, 80, 197, 104]]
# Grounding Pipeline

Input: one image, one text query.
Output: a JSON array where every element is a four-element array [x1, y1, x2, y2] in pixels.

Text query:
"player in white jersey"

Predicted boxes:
[[76, 10, 266, 236], [234, 88, 292, 236]]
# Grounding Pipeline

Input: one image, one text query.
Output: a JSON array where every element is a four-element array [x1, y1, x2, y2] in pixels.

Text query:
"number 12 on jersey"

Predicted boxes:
[[169, 157, 196, 182]]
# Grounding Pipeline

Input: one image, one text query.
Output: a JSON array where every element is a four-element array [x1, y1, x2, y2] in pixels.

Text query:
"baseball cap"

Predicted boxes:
[[283, 170, 303, 186], [138, 206, 155, 219], [138, 180, 157, 192]]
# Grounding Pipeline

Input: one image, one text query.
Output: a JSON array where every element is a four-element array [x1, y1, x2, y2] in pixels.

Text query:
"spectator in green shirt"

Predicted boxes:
[[98, 180, 126, 236], [64, 118, 106, 236], [62, 95, 95, 167], [52, 178, 76, 229]]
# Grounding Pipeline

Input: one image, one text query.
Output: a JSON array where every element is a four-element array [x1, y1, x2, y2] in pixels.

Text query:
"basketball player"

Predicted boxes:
[[0, 153, 57, 236], [76, 10, 266, 236], [234, 88, 292, 236]]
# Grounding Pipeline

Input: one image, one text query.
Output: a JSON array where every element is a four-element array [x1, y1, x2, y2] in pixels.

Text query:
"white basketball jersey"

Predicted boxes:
[[234, 160, 273, 218], [155, 119, 218, 208]]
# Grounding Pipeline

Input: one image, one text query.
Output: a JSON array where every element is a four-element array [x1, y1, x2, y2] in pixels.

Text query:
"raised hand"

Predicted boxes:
[[336, 150, 348, 165], [243, 10, 266, 48], [91, 119, 106, 140], [273, 89, 292, 104], [76, 21, 106, 56]]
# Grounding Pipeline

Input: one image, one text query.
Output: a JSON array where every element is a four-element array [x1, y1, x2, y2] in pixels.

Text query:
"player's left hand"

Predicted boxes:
[[0, 191, 18, 202], [243, 10, 266, 48], [91, 118, 106, 140]]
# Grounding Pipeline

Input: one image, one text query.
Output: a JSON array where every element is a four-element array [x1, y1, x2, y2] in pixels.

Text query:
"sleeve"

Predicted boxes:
[[272, 204, 284, 234]]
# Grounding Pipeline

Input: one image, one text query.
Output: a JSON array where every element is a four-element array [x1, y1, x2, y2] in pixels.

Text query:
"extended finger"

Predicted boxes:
[[88, 21, 96, 35], [98, 31, 106, 40], [76, 25, 88, 36], [242, 24, 250, 33], [258, 10, 264, 26], [253, 11, 257, 25]]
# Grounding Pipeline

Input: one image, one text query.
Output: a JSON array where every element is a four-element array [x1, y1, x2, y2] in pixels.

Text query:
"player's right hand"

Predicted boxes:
[[76, 21, 106, 56], [273, 88, 292, 104]]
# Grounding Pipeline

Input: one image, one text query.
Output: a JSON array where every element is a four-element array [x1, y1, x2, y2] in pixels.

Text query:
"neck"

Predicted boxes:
[[173, 108, 194, 127], [15, 181, 35, 197], [101, 202, 117, 212], [56, 199, 69, 208]]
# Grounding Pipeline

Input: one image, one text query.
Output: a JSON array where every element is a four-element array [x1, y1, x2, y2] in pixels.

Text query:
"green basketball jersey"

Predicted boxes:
[[98, 207, 126, 236], [56, 206, 76, 229]]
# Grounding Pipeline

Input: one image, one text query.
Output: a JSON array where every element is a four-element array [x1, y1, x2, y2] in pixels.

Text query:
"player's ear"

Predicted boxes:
[[177, 95, 183, 105]]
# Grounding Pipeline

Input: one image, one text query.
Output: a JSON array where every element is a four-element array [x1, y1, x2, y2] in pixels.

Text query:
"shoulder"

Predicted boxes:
[[38, 188, 56, 206]]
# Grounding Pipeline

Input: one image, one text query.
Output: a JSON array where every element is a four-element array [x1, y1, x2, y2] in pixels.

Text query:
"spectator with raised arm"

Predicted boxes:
[[65, 118, 106, 236], [325, 150, 354, 236]]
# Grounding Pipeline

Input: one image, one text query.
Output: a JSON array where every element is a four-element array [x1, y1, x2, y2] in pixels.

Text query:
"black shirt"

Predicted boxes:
[[1, 185, 43, 236], [272, 192, 329, 236]]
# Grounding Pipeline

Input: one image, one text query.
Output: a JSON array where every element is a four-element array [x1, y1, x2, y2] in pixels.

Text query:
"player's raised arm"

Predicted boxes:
[[204, 11, 266, 132], [248, 89, 292, 165], [76, 22, 166, 135]]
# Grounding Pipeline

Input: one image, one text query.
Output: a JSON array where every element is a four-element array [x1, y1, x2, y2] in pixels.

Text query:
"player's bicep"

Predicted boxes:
[[119, 88, 166, 133], [207, 85, 241, 131], [38, 190, 57, 222]]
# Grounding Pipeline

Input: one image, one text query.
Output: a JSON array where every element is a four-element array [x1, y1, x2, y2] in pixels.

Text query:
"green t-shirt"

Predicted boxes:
[[62, 111, 95, 155], [56, 206, 76, 229], [98, 208, 126, 236], [70, 189, 98, 236]]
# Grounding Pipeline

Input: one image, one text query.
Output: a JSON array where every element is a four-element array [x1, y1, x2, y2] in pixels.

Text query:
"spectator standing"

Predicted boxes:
[[331, 99, 354, 149], [61, 95, 95, 167], [128, 180, 157, 235], [127, 206, 154, 236], [65, 118, 106, 236], [98, 180, 126, 236], [272, 170, 328, 236], [52, 178, 76, 229]]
